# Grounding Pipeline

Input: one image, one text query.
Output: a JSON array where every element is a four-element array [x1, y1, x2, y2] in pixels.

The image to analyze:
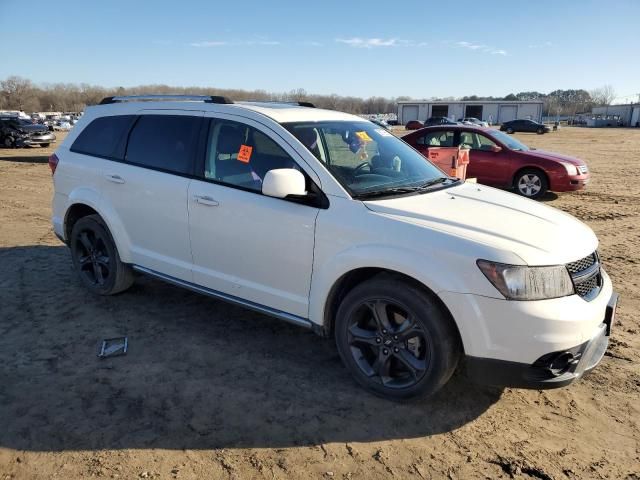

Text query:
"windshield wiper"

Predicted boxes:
[[353, 177, 455, 199]]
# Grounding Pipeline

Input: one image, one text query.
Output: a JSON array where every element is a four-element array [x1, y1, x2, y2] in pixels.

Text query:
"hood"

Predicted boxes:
[[364, 182, 597, 265], [16, 123, 48, 134], [521, 149, 586, 167]]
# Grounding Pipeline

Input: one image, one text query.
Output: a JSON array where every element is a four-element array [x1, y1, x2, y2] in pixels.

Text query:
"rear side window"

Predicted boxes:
[[71, 115, 136, 159], [125, 115, 200, 175]]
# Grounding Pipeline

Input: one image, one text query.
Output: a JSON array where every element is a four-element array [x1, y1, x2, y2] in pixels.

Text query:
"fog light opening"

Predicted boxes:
[[549, 352, 575, 376]]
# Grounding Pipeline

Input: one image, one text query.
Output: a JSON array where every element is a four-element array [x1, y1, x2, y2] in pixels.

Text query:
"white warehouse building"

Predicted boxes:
[[397, 100, 544, 125]]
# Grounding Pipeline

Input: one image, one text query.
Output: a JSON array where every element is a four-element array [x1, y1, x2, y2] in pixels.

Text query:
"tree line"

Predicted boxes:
[[0, 75, 617, 117]]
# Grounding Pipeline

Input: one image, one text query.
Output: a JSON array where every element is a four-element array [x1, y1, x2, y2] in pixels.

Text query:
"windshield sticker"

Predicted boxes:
[[374, 128, 393, 137], [355, 131, 373, 142], [237, 145, 253, 163]]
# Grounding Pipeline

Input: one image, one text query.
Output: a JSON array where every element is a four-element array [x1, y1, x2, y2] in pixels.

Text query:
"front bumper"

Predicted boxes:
[[464, 292, 618, 388], [16, 133, 56, 146], [552, 173, 590, 192]]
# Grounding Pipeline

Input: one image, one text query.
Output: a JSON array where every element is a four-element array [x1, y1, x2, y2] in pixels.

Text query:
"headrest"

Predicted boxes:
[[217, 126, 245, 155]]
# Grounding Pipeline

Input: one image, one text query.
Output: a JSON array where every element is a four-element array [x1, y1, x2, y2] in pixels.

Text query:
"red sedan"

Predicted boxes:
[[402, 126, 590, 199]]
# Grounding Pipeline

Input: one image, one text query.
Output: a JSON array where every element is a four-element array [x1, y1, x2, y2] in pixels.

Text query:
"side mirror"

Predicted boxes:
[[262, 168, 307, 199], [491, 145, 502, 153]]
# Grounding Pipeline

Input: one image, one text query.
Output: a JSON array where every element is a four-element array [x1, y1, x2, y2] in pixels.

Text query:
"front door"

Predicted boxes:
[[458, 130, 510, 186], [188, 115, 319, 318]]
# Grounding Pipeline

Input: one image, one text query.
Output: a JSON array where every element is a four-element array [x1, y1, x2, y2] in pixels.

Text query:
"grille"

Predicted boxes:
[[566, 251, 601, 300], [575, 274, 600, 298], [566, 252, 597, 275]]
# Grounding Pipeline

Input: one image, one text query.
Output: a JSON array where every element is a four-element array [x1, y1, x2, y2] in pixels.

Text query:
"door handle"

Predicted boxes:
[[104, 174, 125, 184], [193, 195, 219, 206]]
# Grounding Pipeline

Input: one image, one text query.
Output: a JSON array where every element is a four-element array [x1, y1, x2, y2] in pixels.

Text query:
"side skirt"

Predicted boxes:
[[132, 265, 314, 331]]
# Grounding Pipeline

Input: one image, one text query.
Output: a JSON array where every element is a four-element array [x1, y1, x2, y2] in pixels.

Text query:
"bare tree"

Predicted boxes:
[[590, 85, 616, 106]]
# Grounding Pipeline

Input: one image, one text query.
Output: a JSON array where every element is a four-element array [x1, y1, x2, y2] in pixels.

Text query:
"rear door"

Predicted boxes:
[[187, 114, 319, 318], [100, 110, 203, 281]]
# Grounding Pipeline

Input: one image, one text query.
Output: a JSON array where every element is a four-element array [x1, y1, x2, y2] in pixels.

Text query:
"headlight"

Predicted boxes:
[[477, 260, 574, 300], [562, 163, 578, 175]]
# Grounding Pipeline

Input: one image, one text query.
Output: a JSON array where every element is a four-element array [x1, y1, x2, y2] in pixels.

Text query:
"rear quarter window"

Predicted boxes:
[[70, 115, 136, 159]]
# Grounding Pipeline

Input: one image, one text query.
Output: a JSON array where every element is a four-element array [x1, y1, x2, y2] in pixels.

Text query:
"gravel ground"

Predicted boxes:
[[0, 127, 638, 479]]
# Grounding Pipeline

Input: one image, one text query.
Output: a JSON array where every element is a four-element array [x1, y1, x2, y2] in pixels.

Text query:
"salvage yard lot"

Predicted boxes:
[[0, 128, 638, 479]]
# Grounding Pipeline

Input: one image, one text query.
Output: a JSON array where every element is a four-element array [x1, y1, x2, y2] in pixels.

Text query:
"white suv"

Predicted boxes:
[[50, 95, 618, 400]]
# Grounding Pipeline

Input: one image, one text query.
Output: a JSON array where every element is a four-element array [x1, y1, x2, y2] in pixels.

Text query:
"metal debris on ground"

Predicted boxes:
[[98, 337, 128, 358]]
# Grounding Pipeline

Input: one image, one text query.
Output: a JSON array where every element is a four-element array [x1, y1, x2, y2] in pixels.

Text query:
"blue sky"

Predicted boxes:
[[1, 0, 639, 102]]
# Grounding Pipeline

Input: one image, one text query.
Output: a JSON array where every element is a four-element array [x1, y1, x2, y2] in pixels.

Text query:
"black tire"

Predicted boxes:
[[70, 214, 134, 295], [40, 143, 50, 148], [536, 127, 544, 134], [3, 136, 15, 148], [335, 273, 461, 400], [506, 127, 514, 134], [514, 168, 548, 200]]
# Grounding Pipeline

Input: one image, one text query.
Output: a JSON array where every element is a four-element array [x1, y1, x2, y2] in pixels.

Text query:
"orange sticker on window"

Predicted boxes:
[[237, 145, 253, 163], [355, 131, 372, 142]]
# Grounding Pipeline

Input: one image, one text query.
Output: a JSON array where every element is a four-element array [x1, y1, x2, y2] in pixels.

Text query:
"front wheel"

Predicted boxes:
[[506, 127, 514, 134], [70, 214, 134, 295], [3, 136, 15, 148], [537, 127, 544, 134], [514, 168, 548, 199], [335, 274, 461, 400]]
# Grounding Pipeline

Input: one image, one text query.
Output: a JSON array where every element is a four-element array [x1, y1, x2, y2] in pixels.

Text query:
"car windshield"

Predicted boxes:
[[491, 130, 530, 151], [284, 121, 454, 198]]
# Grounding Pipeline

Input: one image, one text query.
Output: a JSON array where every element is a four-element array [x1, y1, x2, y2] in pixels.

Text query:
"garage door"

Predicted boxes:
[[632, 107, 640, 127], [499, 105, 517, 123], [402, 105, 419, 124]]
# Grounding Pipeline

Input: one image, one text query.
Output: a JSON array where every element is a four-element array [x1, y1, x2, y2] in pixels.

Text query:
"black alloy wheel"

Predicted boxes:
[[335, 274, 461, 400], [346, 299, 430, 389], [70, 215, 134, 295]]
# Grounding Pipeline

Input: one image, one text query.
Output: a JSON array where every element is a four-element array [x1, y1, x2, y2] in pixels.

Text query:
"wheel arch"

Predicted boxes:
[[320, 267, 463, 352], [512, 165, 550, 190], [63, 196, 132, 263]]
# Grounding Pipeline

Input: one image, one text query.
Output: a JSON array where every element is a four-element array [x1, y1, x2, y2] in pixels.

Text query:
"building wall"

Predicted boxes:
[[592, 105, 634, 126], [397, 102, 543, 125]]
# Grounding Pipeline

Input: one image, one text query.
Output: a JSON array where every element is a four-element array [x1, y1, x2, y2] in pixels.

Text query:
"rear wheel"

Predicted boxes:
[[335, 274, 461, 400], [514, 168, 548, 199], [70, 215, 134, 295]]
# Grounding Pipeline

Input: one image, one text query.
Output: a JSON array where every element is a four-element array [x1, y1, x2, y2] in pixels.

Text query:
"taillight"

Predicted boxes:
[[48, 153, 59, 175]]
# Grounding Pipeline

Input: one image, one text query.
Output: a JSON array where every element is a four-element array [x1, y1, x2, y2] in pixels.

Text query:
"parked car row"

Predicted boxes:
[[406, 117, 551, 134]]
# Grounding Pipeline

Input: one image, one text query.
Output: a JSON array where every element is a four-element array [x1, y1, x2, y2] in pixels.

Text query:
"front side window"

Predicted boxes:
[[205, 119, 299, 192], [284, 121, 453, 198], [491, 130, 530, 151], [460, 131, 499, 151], [125, 115, 200, 174], [71, 115, 136, 159]]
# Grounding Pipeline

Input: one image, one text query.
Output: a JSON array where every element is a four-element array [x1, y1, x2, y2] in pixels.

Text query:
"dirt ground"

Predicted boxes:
[[0, 127, 638, 480]]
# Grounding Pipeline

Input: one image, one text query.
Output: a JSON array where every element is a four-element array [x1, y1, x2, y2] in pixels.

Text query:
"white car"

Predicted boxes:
[[459, 117, 489, 127], [50, 95, 617, 400], [53, 121, 72, 131]]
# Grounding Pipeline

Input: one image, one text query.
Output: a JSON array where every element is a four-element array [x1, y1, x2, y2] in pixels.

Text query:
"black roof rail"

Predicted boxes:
[[98, 95, 234, 105], [242, 100, 316, 108]]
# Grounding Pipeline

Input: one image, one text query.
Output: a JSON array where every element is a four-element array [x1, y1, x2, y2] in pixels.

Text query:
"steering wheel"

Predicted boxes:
[[353, 161, 371, 176]]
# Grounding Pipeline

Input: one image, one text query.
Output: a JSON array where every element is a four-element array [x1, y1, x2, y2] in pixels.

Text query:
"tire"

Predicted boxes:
[[3, 136, 15, 148], [335, 273, 461, 400], [70, 214, 134, 295], [40, 143, 50, 148], [514, 168, 548, 200], [506, 127, 514, 134], [537, 127, 544, 134]]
